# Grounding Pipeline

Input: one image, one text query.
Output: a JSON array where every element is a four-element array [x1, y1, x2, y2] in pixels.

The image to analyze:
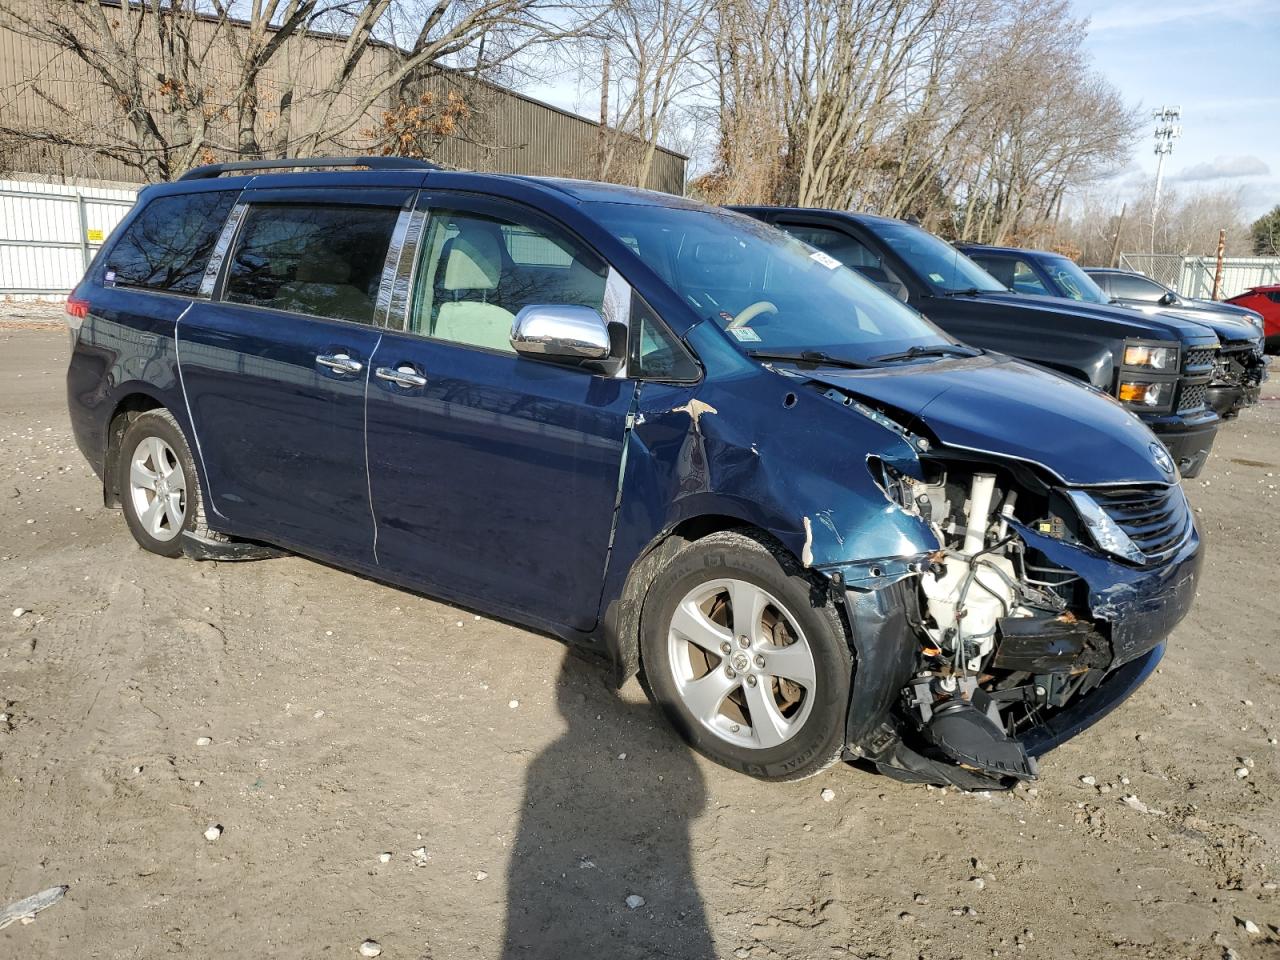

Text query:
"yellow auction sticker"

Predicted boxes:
[[86, 229, 104, 242]]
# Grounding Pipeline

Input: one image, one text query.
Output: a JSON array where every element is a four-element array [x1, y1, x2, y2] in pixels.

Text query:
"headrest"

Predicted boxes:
[[295, 253, 351, 284], [442, 227, 503, 291]]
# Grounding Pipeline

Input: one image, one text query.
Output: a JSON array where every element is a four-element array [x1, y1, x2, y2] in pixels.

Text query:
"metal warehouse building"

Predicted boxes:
[[0, 1, 687, 297]]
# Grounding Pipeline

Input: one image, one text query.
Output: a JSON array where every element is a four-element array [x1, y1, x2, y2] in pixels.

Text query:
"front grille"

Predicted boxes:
[[1177, 381, 1208, 413], [1089, 485, 1190, 563], [1183, 347, 1216, 371]]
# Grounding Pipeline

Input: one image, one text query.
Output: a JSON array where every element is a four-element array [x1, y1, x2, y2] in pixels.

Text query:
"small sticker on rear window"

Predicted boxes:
[[929, 272, 945, 283], [809, 251, 841, 270], [104, 270, 116, 286], [727, 326, 762, 342]]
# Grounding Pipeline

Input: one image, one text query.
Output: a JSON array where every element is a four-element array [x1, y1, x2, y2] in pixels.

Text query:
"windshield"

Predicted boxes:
[[590, 203, 951, 360], [872, 220, 1007, 294], [1043, 256, 1109, 304]]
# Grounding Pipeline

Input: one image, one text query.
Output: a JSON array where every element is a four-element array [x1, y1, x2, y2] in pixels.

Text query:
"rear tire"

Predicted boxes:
[[117, 409, 204, 557], [639, 529, 852, 781]]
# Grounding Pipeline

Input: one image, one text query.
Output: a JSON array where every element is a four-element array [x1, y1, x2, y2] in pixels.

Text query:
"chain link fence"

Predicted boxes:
[[1119, 253, 1280, 299]]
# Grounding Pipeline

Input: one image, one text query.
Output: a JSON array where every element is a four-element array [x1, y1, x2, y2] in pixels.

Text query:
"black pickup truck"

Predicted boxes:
[[953, 246, 1267, 420], [733, 207, 1223, 478]]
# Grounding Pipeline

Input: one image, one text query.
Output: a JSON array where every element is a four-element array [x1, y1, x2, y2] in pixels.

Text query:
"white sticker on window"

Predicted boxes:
[[727, 326, 762, 342], [809, 250, 841, 270], [929, 272, 946, 283]]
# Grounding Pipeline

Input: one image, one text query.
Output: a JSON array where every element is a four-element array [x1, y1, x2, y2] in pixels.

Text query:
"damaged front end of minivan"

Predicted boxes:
[[806, 386, 1201, 790]]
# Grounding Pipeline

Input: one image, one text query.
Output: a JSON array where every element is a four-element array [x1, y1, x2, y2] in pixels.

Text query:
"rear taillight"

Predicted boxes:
[[65, 297, 88, 333]]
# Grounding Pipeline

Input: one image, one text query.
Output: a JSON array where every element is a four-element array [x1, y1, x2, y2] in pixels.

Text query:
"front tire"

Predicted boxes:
[[117, 409, 204, 557], [639, 529, 853, 781]]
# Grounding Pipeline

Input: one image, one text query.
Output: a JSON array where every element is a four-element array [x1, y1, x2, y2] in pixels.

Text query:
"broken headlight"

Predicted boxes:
[[1063, 490, 1145, 563]]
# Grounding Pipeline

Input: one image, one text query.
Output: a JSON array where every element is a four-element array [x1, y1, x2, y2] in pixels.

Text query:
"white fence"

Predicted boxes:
[[1118, 252, 1280, 301], [0, 179, 138, 300]]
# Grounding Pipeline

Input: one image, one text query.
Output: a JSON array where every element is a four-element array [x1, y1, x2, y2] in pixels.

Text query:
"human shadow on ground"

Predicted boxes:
[[501, 654, 715, 959]]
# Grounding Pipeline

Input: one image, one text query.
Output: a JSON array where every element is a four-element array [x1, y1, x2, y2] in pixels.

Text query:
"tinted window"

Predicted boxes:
[[592, 203, 950, 361], [780, 223, 909, 301], [972, 256, 1047, 295], [409, 208, 606, 353], [224, 204, 400, 324], [105, 191, 236, 295], [1108, 273, 1167, 301]]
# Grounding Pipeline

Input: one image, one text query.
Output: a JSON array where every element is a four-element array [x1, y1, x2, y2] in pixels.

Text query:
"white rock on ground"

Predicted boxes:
[[378, 852, 392, 864], [11, 607, 25, 618], [359, 940, 382, 957], [820, 788, 835, 802], [1080, 775, 1096, 786], [196, 737, 212, 746], [203, 824, 222, 841], [1235, 767, 1250, 779], [625, 894, 645, 910]]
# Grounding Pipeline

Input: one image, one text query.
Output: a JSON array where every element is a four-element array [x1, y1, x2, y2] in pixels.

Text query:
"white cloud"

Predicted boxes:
[[1086, 0, 1267, 32], [1174, 155, 1273, 182]]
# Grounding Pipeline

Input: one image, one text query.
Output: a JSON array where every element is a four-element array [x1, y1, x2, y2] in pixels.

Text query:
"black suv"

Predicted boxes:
[[734, 207, 1223, 478]]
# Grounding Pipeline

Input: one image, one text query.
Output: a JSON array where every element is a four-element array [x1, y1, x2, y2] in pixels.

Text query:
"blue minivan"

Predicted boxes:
[[66, 158, 1202, 788]]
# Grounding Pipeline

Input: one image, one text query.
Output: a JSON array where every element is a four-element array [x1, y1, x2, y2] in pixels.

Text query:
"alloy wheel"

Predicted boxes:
[[666, 578, 817, 750], [128, 436, 187, 542]]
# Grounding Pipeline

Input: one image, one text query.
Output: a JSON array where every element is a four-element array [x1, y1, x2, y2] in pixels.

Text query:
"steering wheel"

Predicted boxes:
[[726, 300, 778, 329]]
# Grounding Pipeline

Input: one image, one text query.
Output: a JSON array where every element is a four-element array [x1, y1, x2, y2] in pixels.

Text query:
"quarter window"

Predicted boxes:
[[409, 209, 606, 353], [105, 191, 236, 295], [224, 204, 400, 324]]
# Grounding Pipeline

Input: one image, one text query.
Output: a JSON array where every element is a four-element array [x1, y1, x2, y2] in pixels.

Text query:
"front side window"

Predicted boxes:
[[969, 255, 1044, 294], [1042, 256, 1108, 304], [409, 208, 606, 353], [590, 202, 950, 361], [1109, 273, 1168, 302], [779, 223, 908, 301], [871, 220, 1007, 295], [105, 191, 236, 295], [224, 204, 400, 324], [1010, 259, 1048, 295]]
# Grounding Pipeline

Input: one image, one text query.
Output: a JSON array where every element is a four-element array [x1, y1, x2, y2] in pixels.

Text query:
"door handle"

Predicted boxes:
[[316, 353, 363, 375], [375, 365, 427, 388]]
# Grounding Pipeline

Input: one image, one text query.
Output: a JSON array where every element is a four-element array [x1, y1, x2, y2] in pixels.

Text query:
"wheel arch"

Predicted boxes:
[[102, 391, 167, 508], [601, 514, 829, 687]]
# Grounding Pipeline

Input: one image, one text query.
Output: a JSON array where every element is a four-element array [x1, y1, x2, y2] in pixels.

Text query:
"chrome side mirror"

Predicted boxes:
[[510, 305, 612, 361]]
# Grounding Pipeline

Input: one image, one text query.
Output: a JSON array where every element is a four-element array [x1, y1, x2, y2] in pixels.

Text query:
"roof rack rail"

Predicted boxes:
[[177, 156, 440, 181]]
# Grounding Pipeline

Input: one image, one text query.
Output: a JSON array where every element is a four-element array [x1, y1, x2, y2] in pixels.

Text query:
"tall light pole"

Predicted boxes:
[[1150, 105, 1182, 253]]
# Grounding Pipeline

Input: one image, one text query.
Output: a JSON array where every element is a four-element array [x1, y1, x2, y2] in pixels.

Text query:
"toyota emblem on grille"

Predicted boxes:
[[1150, 442, 1176, 477]]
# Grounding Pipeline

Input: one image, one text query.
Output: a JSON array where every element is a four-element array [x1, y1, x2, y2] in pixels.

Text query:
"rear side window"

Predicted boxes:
[[224, 204, 400, 324], [105, 191, 236, 295]]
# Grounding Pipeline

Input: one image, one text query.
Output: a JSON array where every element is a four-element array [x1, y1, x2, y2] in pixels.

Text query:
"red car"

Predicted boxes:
[[1227, 285, 1280, 353]]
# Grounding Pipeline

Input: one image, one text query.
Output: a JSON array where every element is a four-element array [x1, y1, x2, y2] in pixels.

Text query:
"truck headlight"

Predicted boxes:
[[1123, 344, 1179, 370], [1118, 380, 1173, 407]]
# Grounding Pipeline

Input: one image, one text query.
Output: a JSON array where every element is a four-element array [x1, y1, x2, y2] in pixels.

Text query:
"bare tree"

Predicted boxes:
[[0, 0, 599, 180]]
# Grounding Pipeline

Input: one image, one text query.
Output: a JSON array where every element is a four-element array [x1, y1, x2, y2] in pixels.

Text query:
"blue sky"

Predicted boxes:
[[523, 1, 1280, 217], [1074, 0, 1280, 217]]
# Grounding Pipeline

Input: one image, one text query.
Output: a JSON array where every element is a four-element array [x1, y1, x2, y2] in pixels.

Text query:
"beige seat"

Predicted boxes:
[[433, 227, 516, 352]]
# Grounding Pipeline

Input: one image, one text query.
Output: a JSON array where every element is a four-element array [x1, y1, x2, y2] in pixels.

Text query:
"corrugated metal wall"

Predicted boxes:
[[0, 180, 137, 299], [0, 2, 686, 194]]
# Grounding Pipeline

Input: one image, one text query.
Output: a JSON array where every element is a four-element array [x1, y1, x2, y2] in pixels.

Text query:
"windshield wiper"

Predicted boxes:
[[870, 343, 981, 363], [745, 349, 875, 370], [941, 287, 991, 297]]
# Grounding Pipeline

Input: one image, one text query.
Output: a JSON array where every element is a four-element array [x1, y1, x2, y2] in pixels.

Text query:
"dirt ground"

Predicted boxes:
[[1, 311, 1278, 960]]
